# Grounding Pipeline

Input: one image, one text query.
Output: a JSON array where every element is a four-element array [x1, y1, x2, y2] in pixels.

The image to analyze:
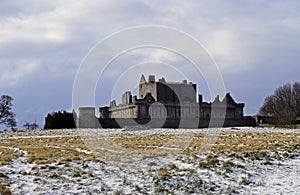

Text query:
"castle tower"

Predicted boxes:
[[139, 75, 157, 100], [139, 74, 146, 84]]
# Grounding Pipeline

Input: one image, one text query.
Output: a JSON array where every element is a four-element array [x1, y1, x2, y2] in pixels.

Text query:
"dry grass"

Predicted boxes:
[[0, 147, 22, 165], [209, 132, 300, 155], [0, 184, 11, 195], [0, 130, 299, 164], [0, 134, 94, 164], [109, 131, 300, 159], [0, 171, 10, 195]]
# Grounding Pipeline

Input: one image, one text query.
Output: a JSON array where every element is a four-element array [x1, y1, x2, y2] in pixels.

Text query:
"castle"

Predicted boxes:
[[74, 75, 255, 128]]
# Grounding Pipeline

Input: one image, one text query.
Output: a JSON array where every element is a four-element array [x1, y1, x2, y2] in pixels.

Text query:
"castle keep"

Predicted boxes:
[[91, 75, 254, 128]]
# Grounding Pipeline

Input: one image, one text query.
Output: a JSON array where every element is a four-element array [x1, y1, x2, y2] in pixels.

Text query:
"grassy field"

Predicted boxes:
[[0, 128, 299, 194], [1, 128, 299, 164]]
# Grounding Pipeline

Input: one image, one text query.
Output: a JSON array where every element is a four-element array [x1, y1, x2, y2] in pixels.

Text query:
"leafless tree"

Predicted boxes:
[[0, 95, 17, 130], [259, 82, 300, 125], [23, 121, 39, 130]]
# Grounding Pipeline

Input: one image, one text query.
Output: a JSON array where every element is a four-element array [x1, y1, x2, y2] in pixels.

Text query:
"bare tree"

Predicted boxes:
[[30, 121, 39, 130], [0, 95, 17, 130], [259, 82, 300, 125], [23, 121, 39, 130], [293, 82, 300, 114], [23, 121, 31, 130]]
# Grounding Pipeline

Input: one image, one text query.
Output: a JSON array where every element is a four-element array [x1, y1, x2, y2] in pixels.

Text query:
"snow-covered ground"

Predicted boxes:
[[0, 127, 299, 194]]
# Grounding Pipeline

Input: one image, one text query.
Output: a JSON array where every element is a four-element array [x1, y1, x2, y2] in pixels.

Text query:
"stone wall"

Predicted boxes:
[[76, 107, 100, 128], [156, 82, 197, 103], [109, 104, 138, 118], [97, 117, 256, 128], [122, 91, 132, 105]]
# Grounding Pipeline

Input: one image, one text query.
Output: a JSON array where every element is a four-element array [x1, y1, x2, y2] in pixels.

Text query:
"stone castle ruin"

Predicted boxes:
[[74, 75, 255, 128]]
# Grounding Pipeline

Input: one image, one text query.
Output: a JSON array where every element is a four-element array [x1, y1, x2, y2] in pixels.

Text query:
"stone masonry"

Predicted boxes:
[[99, 75, 246, 121]]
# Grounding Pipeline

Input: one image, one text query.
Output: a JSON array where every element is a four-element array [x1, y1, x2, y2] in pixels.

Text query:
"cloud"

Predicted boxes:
[[0, 60, 41, 88], [0, 5, 73, 46]]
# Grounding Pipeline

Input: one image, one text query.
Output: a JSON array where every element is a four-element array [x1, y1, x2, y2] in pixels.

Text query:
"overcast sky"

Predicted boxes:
[[1, 0, 300, 129]]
